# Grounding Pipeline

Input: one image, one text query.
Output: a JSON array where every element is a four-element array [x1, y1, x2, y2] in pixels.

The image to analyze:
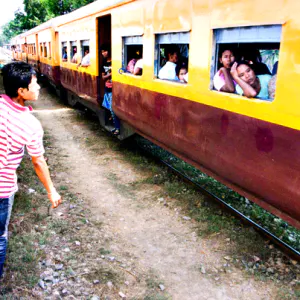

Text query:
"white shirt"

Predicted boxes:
[[81, 53, 90, 66], [133, 59, 143, 73], [158, 61, 177, 80]]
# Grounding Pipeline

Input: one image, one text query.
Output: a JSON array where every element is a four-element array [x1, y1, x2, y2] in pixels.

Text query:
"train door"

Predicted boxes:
[[96, 14, 111, 127]]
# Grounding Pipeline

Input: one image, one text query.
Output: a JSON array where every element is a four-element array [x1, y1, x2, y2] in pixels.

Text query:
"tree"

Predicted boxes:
[[71, 0, 96, 10], [0, 0, 97, 43], [23, 0, 48, 29], [42, 0, 96, 17]]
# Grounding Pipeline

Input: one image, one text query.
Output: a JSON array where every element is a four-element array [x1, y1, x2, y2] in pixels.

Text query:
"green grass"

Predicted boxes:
[[58, 185, 69, 191], [143, 271, 170, 300], [4, 233, 42, 288], [133, 136, 300, 252], [100, 248, 111, 255]]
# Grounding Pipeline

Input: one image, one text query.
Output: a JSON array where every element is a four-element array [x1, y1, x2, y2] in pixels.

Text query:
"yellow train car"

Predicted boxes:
[[11, 16, 67, 86], [56, 0, 134, 111], [13, 0, 300, 229], [10, 34, 25, 61], [112, 0, 300, 229]]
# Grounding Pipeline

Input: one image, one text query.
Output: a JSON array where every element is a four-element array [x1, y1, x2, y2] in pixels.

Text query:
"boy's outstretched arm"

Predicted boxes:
[[31, 155, 62, 208]]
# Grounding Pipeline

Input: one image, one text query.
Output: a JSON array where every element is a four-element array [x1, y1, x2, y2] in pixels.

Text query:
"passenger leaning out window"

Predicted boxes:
[[176, 63, 188, 83], [126, 51, 143, 75], [213, 49, 236, 93], [231, 61, 272, 100], [62, 49, 67, 61], [72, 47, 78, 64], [133, 58, 143, 75], [158, 45, 179, 81], [77, 49, 90, 68]]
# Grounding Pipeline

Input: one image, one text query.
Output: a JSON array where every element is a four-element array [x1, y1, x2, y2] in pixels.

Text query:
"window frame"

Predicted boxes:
[[80, 40, 90, 58], [122, 35, 143, 74], [154, 31, 190, 79], [210, 25, 282, 101], [69, 41, 77, 64], [61, 42, 68, 62], [43, 42, 47, 58]]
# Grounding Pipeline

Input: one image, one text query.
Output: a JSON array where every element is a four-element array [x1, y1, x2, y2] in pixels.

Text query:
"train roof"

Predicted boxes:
[[23, 15, 67, 36], [10, 0, 134, 41], [56, 0, 135, 27]]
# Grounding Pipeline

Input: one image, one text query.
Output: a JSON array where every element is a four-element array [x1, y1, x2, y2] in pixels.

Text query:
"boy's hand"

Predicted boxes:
[[48, 187, 62, 208]]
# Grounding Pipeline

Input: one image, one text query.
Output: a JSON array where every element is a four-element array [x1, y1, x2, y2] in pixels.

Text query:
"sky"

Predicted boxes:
[[0, 0, 24, 29]]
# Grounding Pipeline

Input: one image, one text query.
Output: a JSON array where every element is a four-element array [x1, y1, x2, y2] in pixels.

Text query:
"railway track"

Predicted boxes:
[[133, 136, 300, 261]]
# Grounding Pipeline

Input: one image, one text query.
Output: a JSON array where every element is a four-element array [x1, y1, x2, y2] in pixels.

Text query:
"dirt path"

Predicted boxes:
[[31, 87, 282, 299]]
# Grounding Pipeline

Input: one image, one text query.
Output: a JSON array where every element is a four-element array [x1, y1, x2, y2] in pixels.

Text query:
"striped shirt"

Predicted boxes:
[[0, 94, 44, 198]]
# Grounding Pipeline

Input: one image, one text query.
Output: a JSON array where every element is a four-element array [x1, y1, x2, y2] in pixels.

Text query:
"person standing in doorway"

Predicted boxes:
[[101, 44, 120, 135], [0, 62, 62, 279]]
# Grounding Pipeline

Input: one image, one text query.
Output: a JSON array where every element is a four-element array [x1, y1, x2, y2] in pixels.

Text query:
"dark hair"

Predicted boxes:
[[236, 60, 253, 69], [2, 62, 36, 98], [165, 45, 179, 58], [241, 47, 262, 63], [218, 48, 235, 59], [101, 43, 111, 53]]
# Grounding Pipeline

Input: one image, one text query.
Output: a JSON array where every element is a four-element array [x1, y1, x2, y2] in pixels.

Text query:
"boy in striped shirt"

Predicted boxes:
[[0, 62, 62, 279]]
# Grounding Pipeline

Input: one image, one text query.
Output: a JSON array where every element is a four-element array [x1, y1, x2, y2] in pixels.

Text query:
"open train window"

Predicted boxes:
[[122, 35, 143, 76], [43, 42, 47, 58], [40, 44, 43, 56], [48, 42, 51, 59], [70, 41, 78, 64], [62, 42, 67, 62], [155, 32, 190, 83], [80, 40, 90, 57], [211, 25, 281, 101]]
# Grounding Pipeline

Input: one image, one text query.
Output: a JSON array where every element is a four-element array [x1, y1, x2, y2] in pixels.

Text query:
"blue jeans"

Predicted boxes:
[[0, 194, 15, 278]]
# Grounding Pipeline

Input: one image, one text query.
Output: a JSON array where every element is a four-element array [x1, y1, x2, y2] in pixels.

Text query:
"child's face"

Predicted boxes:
[[178, 68, 187, 81], [220, 50, 235, 68], [101, 50, 108, 58], [21, 76, 40, 101]]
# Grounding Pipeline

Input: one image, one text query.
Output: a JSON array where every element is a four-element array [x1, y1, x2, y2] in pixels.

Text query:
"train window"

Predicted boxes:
[[155, 32, 190, 83], [43, 42, 47, 57], [70, 41, 78, 64], [211, 25, 282, 101], [48, 42, 51, 59], [62, 42, 68, 62], [40, 44, 43, 56], [122, 35, 143, 76], [80, 40, 90, 57]]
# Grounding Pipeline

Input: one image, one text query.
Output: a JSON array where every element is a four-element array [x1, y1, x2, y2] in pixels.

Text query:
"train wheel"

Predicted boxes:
[[67, 93, 78, 107]]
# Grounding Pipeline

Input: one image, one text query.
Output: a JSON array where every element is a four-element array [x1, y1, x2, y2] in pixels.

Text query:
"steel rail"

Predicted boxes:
[[136, 141, 300, 261]]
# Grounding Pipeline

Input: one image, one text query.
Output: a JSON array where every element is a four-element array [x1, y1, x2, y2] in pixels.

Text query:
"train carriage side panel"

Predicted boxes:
[[58, 16, 98, 103], [37, 28, 61, 85], [26, 33, 39, 71], [112, 0, 300, 228]]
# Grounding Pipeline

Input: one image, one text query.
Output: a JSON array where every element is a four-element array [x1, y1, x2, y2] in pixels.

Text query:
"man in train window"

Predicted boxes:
[[71, 47, 78, 64], [158, 45, 179, 81], [77, 49, 90, 68]]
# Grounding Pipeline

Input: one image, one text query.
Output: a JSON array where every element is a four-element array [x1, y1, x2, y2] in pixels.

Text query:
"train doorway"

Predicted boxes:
[[96, 14, 111, 106]]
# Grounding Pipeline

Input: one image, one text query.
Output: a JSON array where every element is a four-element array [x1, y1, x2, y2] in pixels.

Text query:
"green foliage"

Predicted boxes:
[[0, 0, 97, 44]]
